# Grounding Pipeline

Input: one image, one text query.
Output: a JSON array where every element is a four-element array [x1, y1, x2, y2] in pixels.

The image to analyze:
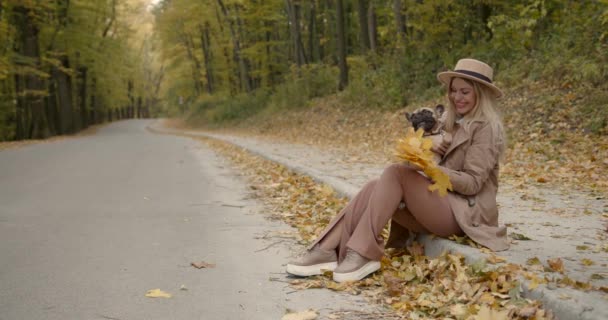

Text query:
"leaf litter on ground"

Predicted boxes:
[[198, 136, 560, 319]]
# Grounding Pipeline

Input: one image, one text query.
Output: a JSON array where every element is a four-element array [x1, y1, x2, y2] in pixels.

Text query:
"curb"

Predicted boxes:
[[150, 122, 607, 320]]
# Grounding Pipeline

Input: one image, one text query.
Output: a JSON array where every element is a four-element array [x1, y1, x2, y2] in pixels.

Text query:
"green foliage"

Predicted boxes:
[[0, 0, 157, 140], [151, 0, 607, 136], [188, 89, 270, 126], [267, 64, 338, 112]]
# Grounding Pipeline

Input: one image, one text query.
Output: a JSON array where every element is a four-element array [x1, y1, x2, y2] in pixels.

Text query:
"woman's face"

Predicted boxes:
[[449, 78, 477, 116]]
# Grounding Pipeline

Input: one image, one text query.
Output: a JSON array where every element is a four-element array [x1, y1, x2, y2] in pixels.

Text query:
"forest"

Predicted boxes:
[[0, 0, 606, 141], [0, 0, 159, 140]]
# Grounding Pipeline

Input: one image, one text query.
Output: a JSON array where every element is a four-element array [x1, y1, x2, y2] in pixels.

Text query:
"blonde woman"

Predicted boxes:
[[287, 58, 509, 282]]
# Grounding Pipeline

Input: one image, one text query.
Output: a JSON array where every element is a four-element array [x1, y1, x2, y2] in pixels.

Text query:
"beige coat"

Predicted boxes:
[[387, 120, 509, 251], [312, 120, 509, 253], [436, 120, 509, 251]]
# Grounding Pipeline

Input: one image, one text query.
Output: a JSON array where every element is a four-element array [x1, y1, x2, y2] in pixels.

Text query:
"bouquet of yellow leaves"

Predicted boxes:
[[394, 128, 453, 196]]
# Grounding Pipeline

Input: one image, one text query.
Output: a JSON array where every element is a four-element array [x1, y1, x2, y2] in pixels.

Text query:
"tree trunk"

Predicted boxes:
[[264, 20, 275, 86], [199, 23, 214, 94], [285, 0, 301, 66], [216, 0, 252, 93], [308, 2, 318, 63], [127, 80, 134, 119], [393, 0, 407, 44], [335, 0, 348, 90], [90, 77, 98, 123], [13, 5, 50, 139], [478, 3, 493, 40], [368, 3, 378, 53], [356, 0, 370, 52], [51, 55, 74, 134], [317, 0, 327, 61], [45, 80, 58, 136], [77, 66, 88, 129], [181, 32, 203, 96], [14, 74, 25, 139], [137, 97, 142, 118], [234, 4, 255, 89]]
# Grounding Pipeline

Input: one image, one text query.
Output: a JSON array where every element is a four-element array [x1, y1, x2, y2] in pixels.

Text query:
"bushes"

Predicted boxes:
[[182, 1, 607, 135], [187, 90, 270, 126], [267, 63, 338, 111], [186, 63, 338, 126]]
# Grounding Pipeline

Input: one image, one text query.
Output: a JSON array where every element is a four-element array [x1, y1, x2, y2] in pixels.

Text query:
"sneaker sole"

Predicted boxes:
[[286, 262, 338, 277], [332, 261, 381, 283]]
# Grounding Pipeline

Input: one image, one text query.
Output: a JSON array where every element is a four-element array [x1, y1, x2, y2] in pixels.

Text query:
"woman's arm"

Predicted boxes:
[[439, 122, 499, 196]]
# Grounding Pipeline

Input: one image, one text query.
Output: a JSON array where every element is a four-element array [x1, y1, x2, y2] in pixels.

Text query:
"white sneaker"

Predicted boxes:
[[332, 249, 380, 283], [286, 245, 338, 277]]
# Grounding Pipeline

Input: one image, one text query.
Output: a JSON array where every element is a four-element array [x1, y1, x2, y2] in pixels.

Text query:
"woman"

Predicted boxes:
[[286, 58, 509, 283]]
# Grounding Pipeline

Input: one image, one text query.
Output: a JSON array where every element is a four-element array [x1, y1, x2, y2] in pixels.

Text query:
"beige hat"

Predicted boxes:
[[437, 58, 503, 98]]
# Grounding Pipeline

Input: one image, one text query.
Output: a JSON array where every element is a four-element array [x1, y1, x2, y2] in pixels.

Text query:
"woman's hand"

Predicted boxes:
[[431, 132, 452, 156]]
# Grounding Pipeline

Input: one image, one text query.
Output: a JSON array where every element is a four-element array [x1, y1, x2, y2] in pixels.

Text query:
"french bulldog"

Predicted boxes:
[[405, 104, 452, 163]]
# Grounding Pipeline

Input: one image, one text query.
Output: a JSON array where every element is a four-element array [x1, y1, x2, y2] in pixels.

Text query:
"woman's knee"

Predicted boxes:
[[382, 163, 417, 180]]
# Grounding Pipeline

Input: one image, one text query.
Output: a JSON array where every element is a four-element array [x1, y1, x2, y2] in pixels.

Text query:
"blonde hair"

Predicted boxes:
[[443, 77, 506, 157]]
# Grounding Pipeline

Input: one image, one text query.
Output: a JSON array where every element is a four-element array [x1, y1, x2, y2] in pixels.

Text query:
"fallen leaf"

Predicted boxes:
[[282, 309, 318, 320], [384, 274, 403, 297], [547, 258, 565, 273], [517, 306, 537, 317], [486, 254, 507, 264], [581, 258, 595, 266], [474, 305, 509, 320], [145, 289, 171, 298], [407, 241, 424, 256], [526, 257, 542, 265], [528, 277, 541, 290], [191, 261, 216, 269], [511, 233, 532, 240], [449, 304, 468, 317]]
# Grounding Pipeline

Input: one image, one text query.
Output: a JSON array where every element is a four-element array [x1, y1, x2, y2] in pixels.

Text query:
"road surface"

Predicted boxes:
[[0, 120, 375, 320]]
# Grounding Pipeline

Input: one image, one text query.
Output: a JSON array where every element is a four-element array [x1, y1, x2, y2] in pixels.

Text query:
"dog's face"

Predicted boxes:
[[405, 104, 445, 133]]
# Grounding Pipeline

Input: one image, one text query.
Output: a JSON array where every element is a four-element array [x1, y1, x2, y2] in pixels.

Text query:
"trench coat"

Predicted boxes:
[[389, 120, 509, 251]]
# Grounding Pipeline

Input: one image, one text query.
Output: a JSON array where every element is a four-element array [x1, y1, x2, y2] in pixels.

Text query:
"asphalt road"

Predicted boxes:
[[0, 120, 371, 320]]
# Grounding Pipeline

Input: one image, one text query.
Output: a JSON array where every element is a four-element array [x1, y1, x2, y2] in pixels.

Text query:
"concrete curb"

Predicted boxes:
[[150, 123, 607, 320]]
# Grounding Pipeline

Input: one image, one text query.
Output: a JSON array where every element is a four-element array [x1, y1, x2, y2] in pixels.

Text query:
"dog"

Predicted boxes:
[[405, 104, 452, 163]]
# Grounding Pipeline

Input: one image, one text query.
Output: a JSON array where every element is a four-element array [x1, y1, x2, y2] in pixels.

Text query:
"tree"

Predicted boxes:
[[335, 0, 348, 90]]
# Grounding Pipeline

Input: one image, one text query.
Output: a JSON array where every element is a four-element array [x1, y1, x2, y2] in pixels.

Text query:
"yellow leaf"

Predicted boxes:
[[547, 258, 565, 273], [486, 255, 507, 264], [145, 289, 172, 298], [449, 304, 468, 317], [581, 258, 594, 266], [282, 309, 318, 320], [474, 305, 509, 320], [394, 128, 452, 196], [478, 292, 496, 304], [528, 278, 541, 290]]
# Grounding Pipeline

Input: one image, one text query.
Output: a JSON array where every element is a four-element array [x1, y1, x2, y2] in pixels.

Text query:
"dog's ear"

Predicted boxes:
[[405, 112, 411, 121], [435, 104, 445, 116]]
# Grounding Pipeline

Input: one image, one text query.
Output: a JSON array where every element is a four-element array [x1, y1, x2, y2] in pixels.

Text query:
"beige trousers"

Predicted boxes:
[[312, 164, 462, 262]]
